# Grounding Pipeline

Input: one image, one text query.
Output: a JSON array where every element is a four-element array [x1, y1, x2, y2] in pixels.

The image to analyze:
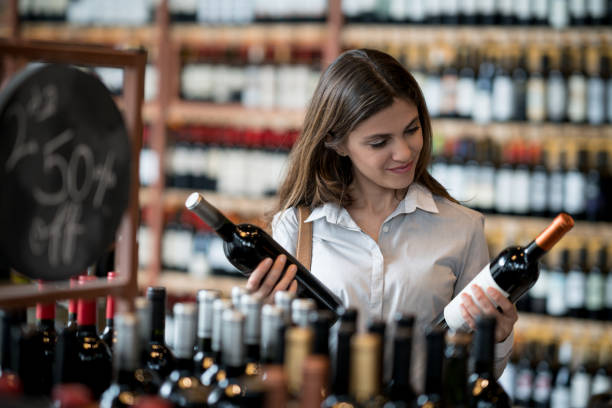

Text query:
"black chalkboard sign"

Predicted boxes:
[[0, 64, 131, 280]]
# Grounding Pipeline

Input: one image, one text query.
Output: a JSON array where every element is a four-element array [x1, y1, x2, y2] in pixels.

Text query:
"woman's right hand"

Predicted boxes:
[[245, 254, 298, 304]]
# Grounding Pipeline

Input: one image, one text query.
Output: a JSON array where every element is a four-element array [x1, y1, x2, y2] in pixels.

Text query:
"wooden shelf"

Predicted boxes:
[[166, 101, 305, 130], [516, 312, 612, 340], [20, 23, 156, 47], [342, 24, 612, 47], [140, 188, 277, 217], [138, 270, 246, 297], [171, 23, 326, 47]]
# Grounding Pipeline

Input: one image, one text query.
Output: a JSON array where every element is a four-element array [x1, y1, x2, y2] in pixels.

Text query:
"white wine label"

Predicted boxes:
[[444, 264, 509, 331], [550, 387, 570, 408], [591, 374, 611, 395], [564, 172, 586, 215], [605, 274, 612, 308], [570, 372, 591, 408], [546, 271, 567, 316], [585, 272, 604, 311], [456, 77, 475, 117], [565, 270, 586, 308]]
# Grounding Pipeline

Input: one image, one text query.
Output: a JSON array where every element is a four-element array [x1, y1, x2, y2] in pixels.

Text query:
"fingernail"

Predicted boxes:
[[279, 254, 287, 263], [289, 264, 297, 273]]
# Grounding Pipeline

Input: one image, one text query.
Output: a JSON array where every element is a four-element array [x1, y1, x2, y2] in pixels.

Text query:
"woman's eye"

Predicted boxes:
[[405, 126, 420, 135], [370, 140, 387, 148]]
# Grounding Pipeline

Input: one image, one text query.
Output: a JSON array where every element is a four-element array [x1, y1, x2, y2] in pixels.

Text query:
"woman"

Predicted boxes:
[[245, 49, 517, 390]]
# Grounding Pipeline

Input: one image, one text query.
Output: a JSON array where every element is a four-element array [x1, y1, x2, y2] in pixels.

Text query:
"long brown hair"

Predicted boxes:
[[276, 48, 456, 214]]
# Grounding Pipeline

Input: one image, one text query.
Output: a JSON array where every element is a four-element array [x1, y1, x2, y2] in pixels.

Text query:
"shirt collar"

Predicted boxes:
[[305, 183, 439, 227]]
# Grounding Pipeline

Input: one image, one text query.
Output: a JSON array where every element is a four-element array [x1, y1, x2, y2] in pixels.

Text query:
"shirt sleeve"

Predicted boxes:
[[271, 208, 299, 257], [453, 212, 514, 379]]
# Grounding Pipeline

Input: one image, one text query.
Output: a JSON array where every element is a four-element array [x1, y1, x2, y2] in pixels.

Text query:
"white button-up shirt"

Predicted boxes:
[[272, 182, 513, 392]]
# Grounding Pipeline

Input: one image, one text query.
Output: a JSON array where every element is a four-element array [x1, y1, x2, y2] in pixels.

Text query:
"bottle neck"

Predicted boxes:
[[36, 302, 55, 322], [331, 330, 351, 395], [149, 298, 165, 342], [473, 328, 495, 377], [77, 298, 97, 328], [37, 318, 55, 332], [524, 240, 546, 264], [217, 222, 236, 242], [197, 337, 212, 353], [106, 294, 115, 322], [390, 337, 413, 396]]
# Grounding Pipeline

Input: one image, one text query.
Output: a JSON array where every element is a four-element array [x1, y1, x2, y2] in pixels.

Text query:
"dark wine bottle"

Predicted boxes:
[[100, 313, 158, 408], [260, 305, 285, 365], [309, 310, 333, 357], [144, 287, 175, 379], [416, 329, 445, 408], [101, 271, 116, 352], [0, 310, 23, 397], [74, 275, 113, 399], [300, 355, 330, 408], [193, 289, 220, 376], [566, 247, 588, 318], [292, 298, 316, 327], [159, 303, 212, 408], [322, 308, 358, 408], [286, 326, 314, 399], [31, 289, 57, 396], [433, 213, 574, 331], [274, 291, 295, 326], [185, 193, 343, 315], [367, 317, 387, 391], [206, 309, 266, 407], [467, 316, 511, 407], [385, 313, 416, 408], [443, 330, 471, 408]]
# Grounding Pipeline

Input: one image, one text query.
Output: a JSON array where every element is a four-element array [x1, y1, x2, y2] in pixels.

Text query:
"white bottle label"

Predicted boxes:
[[530, 268, 549, 300], [514, 0, 531, 19], [492, 76, 514, 121], [550, 387, 571, 408], [605, 273, 612, 308], [547, 76, 567, 121], [564, 171, 586, 214], [592, 373, 611, 395], [495, 167, 514, 214], [515, 368, 534, 402], [585, 271, 604, 311], [570, 372, 592, 408], [549, 172, 565, 213], [473, 87, 492, 124], [532, 0, 548, 19], [527, 78, 546, 122], [549, 0, 569, 28], [456, 77, 475, 117], [566, 269, 586, 308], [587, 78, 605, 125], [568, 75, 587, 123], [547, 270, 567, 316], [530, 170, 548, 213], [477, 165, 496, 211], [443, 264, 509, 331], [606, 79, 612, 123], [532, 371, 553, 403], [511, 168, 531, 214]]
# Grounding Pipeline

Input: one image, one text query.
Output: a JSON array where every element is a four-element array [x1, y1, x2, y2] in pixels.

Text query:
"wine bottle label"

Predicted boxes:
[[606, 80, 612, 123], [591, 374, 611, 395], [476, 0, 496, 15], [569, 0, 587, 19], [546, 270, 567, 316], [425, 0, 442, 17], [549, 0, 569, 28], [570, 372, 592, 408], [530, 268, 549, 300], [431, 161, 449, 190], [447, 164, 466, 202], [605, 274, 612, 308], [443, 264, 510, 332], [456, 77, 475, 117], [529, 170, 548, 212], [492, 76, 514, 121], [494, 167, 514, 214], [498, 0, 513, 17], [424, 76, 442, 117], [515, 367, 534, 402], [499, 362, 517, 399], [514, 0, 531, 18], [532, 370, 553, 403], [532, 0, 548, 20], [527, 78, 546, 122], [473, 87, 492, 124], [566, 270, 586, 308], [587, 78, 605, 125], [568, 75, 587, 123], [441, 0, 459, 15], [549, 172, 565, 213], [564, 172, 586, 214], [587, 0, 606, 18], [585, 272, 604, 311], [478, 165, 496, 211], [511, 168, 531, 214], [550, 386, 571, 408], [547, 76, 567, 121], [461, 0, 477, 16]]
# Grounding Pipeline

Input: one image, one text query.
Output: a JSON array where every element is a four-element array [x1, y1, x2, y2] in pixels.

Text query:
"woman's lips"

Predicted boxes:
[[387, 161, 414, 174]]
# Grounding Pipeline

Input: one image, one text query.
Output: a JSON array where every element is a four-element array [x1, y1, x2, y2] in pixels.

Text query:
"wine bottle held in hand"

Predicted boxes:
[[185, 193, 343, 315], [434, 213, 574, 331]]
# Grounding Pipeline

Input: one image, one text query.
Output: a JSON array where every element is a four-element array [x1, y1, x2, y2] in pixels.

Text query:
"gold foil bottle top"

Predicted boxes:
[[445, 329, 472, 345], [285, 327, 313, 397], [262, 365, 288, 408], [350, 333, 381, 403]]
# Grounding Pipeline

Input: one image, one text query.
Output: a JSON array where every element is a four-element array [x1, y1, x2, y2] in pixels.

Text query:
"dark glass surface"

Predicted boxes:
[[159, 360, 211, 408], [74, 325, 113, 399]]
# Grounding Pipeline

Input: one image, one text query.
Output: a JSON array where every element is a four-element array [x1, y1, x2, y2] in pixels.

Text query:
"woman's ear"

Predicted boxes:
[[325, 133, 347, 157]]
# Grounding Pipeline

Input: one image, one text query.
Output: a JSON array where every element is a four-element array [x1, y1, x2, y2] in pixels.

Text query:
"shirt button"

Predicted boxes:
[[382, 225, 389, 233]]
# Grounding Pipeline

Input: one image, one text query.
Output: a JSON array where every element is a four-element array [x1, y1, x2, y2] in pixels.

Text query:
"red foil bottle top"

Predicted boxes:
[[68, 276, 79, 314], [77, 275, 97, 326], [36, 280, 55, 320], [106, 272, 116, 319]]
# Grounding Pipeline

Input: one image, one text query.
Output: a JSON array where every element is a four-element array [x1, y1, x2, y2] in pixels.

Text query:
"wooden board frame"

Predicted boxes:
[[0, 39, 146, 310]]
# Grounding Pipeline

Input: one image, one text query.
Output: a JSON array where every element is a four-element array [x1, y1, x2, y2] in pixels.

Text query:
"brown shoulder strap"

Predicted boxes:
[[296, 206, 313, 270]]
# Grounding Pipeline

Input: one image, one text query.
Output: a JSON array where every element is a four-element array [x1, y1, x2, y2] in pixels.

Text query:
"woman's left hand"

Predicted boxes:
[[460, 284, 518, 343]]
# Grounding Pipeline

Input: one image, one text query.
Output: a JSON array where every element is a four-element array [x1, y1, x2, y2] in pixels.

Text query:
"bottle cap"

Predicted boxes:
[[231, 286, 248, 308], [221, 309, 246, 367], [240, 293, 261, 346], [350, 333, 381, 402], [535, 213, 574, 251], [172, 303, 197, 359], [274, 291, 295, 324], [114, 313, 139, 370], [134, 297, 151, 345], [261, 305, 284, 362], [285, 327, 313, 396], [291, 298, 316, 327], [211, 298, 232, 352], [196, 289, 220, 339], [146, 287, 166, 302]]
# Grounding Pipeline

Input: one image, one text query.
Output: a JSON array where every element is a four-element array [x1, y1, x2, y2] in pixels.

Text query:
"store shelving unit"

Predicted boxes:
[[4, 1, 612, 312]]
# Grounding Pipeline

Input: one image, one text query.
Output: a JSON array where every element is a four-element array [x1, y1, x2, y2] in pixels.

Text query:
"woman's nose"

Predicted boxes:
[[392, 137, 414, 162]]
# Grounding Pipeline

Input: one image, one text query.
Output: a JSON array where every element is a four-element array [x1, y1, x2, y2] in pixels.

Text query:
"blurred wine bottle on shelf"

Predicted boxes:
[[193, 289, 220, 376], [101, 272, 116, 352], [144, 287, 175, 379]]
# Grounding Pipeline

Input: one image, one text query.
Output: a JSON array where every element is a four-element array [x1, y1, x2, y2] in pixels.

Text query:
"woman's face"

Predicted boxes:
[[340, 98, 423, 195]]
